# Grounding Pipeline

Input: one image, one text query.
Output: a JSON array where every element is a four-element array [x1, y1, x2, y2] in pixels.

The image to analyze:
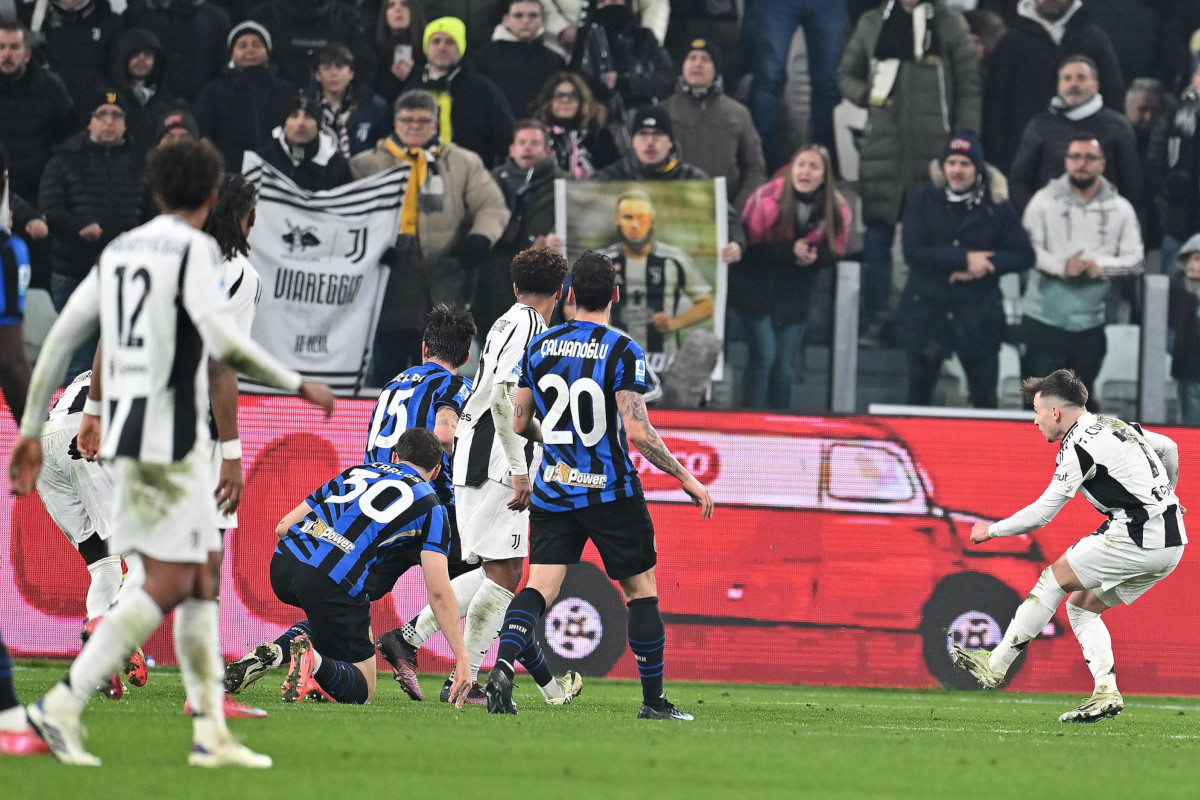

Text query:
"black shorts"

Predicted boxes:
[[529, 495, 657, 580], [270, 551, 374, 663]]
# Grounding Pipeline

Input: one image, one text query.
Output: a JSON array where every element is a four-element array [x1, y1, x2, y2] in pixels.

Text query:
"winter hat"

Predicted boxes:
[[683, 38, 722, 75], [629, 105, 673, 139], [227, 21, 273, 56], [942, 129, 986, 176], [284, 95, 322, 122], [88, 86, 128, 115], [1177, 233, 1200, 266], [157, 109, 200, 143], [423, 17, 467, 56]]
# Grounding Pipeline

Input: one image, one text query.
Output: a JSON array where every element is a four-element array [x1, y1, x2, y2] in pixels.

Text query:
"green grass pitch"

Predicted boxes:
[[3, 662, 1199, 799]]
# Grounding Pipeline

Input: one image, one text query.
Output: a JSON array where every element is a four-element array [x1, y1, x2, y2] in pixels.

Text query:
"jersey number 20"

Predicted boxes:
[[539, 375, 606, 447]]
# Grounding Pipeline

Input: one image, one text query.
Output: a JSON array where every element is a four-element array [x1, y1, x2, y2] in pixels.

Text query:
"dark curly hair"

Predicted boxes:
[[203, 174, 258, 261]]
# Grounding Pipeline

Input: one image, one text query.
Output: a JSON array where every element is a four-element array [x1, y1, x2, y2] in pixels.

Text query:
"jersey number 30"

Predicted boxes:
[[539, 375, 606, 447], [327, 468, 415, 524]]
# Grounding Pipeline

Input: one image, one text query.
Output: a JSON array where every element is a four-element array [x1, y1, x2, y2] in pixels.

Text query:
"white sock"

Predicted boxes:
[[0, 706, 27, 731], [989, 567, 1066, 674], [174, 598, 228, 747], [123, 553, 145, 593], [85, 555, 124, 619], [460, 578, 514, 682], [1067, 602, 1116, 687], [538, 676, 564, 702], [59, 586, 162, 713], [406, 568, 486, 648]]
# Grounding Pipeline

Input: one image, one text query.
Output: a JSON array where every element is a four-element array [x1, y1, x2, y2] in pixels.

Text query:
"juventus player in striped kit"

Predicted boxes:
[[955, 370, 1187, 722], [485, 250, 714, 719], [8, 140, 335, 767]]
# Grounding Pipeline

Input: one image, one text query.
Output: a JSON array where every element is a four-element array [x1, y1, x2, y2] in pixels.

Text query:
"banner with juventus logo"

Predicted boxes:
[[241, 152, 409, 395]]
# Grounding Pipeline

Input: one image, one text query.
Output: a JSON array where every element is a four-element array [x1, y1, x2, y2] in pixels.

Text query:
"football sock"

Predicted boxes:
[[273, 621, 313, 666], [461, 578, 514, 682], [516, 637, 561, 700], [989, 567, 1066, 675], [52, 586, 163, 715], [405, 567, 485, 648], [85, 555, 124, 620], [627, 597, 667, 708], [314, 658, 369, 704], [494, 588, 546, 672], [0, 634, 24, 727], [175, 598, 229, 746], [1067, 602, 1116, 686]]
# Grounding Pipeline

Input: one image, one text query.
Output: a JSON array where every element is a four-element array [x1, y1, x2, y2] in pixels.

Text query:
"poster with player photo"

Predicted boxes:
[[554, 178, 728, 380]]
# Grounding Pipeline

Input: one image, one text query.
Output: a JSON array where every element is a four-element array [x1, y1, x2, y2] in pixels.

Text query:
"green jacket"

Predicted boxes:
[[837, 1, 981, 226]]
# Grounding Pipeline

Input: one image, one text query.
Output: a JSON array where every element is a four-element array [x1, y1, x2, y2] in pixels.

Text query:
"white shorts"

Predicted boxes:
[[455, 478, 528, 562], [1066, 534, 1185, 606], [109, 447, 221, 564], [36, 426, 115, 547], [209, 441, 237, 530]]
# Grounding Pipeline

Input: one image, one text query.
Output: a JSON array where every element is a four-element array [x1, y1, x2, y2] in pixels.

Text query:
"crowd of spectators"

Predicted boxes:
[[3, 1, 1200, 419]]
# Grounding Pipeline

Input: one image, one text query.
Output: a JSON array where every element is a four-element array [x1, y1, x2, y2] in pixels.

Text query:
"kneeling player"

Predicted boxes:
[[236, 428, 473, 705]]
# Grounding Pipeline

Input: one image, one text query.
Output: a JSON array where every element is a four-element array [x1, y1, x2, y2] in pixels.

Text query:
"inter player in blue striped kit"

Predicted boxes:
[[485, 250, 715, 720], [243, 428, 472, 706]]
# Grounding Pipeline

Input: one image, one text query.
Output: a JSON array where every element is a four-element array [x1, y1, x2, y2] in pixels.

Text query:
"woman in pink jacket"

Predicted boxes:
[[733, 144, 851, 409]]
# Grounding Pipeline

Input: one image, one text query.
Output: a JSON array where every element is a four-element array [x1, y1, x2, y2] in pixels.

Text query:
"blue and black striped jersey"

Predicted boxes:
[[520, 321, 648, 511], [276, 462, 450, 598], [0, 231, 31, 326], [363, 363, 470, 507]]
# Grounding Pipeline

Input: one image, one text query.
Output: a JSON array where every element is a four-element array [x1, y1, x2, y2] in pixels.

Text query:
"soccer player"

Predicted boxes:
[[376, 247, 584, 707], [225, 304, 477, 699], [9, 139, 335, 767], [248, 428, 473, 706], [485, 250, 714, 719], [954, 370, 1187, 722]]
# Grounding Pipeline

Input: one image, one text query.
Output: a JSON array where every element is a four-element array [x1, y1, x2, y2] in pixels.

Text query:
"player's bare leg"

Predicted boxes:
[[1060, 589, 1122, 722], [441, 557, 521, 704]]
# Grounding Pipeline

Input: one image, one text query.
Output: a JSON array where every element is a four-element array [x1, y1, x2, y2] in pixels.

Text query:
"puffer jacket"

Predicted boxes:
[[896, 164, 1034, 360], [837, 0, 981, 226], [123, 0, 232, 104], [349, 138, 510, 312], [193, 65, 298, 172], [1021, 173, 1143, 332], [0, 65, 76, 201], [255, 128, 353, 191], [473, 25, 566, 118], [38, 132, 151, 279], [734, 175, 852, 322]]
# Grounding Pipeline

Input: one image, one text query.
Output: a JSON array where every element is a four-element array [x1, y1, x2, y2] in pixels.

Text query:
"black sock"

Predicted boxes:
[[494, 588, 546, 678], [273, 620, 313, 666], [0, 635, 19, 712], [313, 657, 370, 704], [516, 635, 554, 688], [627, 597, 666, 707]]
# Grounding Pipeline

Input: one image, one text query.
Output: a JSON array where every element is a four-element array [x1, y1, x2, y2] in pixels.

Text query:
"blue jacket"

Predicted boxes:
[[896, 170, 1034, 361], [302, 80, 392, 158]]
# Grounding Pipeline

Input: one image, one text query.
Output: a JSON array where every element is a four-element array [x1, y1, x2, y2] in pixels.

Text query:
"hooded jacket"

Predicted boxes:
[[255, 127, 353, 191], [1021, 173, 1143, 332], [193, 64, 298, 172], [123, 0, 232, 104], [473, 24, 566, 117], [895, 161, 1034, 360], [837, 0, 981, 227], [38, 0, 124, 112], [982, 0, 1125, 172], [1007, 94, 1142, 213], [110, 28, 173, 163]]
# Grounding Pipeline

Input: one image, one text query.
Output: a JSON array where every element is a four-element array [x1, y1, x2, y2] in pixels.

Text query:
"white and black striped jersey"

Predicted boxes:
[[44, 371, 92, 435], [991, 413, 1187, 549], [453, 302, 544, 488], [220, 254, 262, 334]]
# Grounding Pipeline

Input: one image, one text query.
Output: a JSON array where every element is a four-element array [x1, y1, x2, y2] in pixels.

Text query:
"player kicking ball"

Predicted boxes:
[[231, 429, 473, 706], [954, 370, 1186, 722], [484, 250, 715, 720]]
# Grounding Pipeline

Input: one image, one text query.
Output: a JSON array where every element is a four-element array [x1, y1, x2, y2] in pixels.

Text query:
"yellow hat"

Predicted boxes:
[[424, 17, 467, 56]]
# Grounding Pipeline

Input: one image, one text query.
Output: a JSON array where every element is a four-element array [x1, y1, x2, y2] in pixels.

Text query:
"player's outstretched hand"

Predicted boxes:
[[680, 472, 714, 520], [299, 381, 336, 419], [508, 473, 532, 511], [447, 660, 472, 709], [215, 458, 244, 514], [9, 436, 44, 496], [970, 522, 991, 544], [77, 412, 101, 460]]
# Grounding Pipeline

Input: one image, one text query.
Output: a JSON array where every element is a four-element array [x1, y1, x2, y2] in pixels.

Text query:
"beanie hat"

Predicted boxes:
[[683, 37, 721, 75], [942, 129, 986, 176], [89, 86, 128, 114], [629, 105, 673, 139], [157, 109, 200, 143], [423, 17, 467, 56], [228, 20, 273, 56], [285, 95, 322, 122]]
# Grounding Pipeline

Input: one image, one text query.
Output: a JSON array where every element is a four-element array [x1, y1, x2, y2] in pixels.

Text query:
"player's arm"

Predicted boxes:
[[9, 271, 101, 494], [493, 374, 533, 511], [210, 358, 243, 514], [433, 405, 459, 454], [74, 341, 104, 461], [274, 500, 312, 539], [1138, 427, 1180, 489], [0, 321, 30, 425], [616, 389, 714, 519], [971, 484, 1073, 544], [512, 385, 542, 442], [418, 507, 471, 707]]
